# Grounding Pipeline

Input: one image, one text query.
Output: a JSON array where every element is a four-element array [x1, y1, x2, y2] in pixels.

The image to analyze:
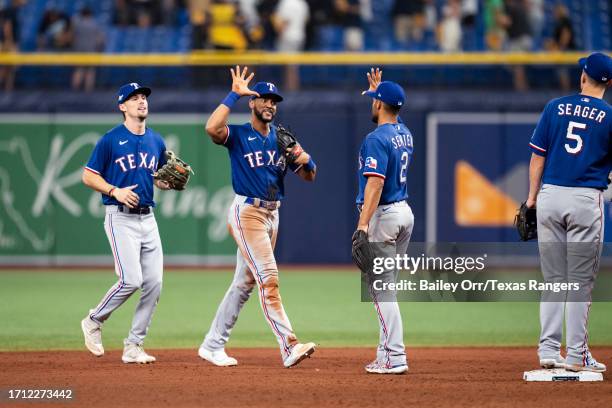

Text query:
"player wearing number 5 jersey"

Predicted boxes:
[[527, 52, 612, 373], [355, 69, 414, 374]]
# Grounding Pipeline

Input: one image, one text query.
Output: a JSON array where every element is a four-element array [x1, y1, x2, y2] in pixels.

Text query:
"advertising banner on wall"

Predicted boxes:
[[0, 114, 251, 266]]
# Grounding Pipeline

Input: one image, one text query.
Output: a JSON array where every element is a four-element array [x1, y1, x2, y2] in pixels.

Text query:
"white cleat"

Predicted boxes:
[[566, 352, 606, 373], [365, 360, 408, 375], [283, 342, 316, 368], [122, 341, 156, 364], [539, 355, 566, 369], [81, 317, 104, 357], [198, 347, 238, 367]]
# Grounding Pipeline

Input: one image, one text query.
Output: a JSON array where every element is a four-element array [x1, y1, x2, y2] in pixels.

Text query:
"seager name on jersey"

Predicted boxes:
[[557, 102, 606, 123]]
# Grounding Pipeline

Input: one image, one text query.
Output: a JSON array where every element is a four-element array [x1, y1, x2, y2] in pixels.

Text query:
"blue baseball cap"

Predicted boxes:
[[363, 81, 406, 108], [579, 52, 612, 83], [117, 83, 151, 104], [251, 82, 283, 102]]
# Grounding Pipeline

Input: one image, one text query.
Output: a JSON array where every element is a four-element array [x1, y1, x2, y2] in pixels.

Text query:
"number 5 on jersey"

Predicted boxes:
[[565, 121, 586, 154]]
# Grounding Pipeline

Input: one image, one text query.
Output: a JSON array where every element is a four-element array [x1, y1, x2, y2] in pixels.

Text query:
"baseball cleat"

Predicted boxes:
[[566, 353, 606, 373], [198, 347, 238, 367], [283, 342, 316, 368], [539, 355, 566, 369], [365, 360, 408, 375], [122, 341, 156, 364], [81, 317, 104, 357]]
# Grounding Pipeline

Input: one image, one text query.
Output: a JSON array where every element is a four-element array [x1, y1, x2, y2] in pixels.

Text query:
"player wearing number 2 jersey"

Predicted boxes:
[[355, 69, 414, 374], [527, 52, 612, 373]]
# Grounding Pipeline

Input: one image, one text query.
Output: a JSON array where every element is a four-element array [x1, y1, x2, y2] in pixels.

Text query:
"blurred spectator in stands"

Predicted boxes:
[[115, 0, 132, 25], [303, 0, 333, 50], [393, 0, 426, 48], [255, 0, 279, 49], [273, 0, 309, 52], [0, 0, 24, 92], [461, 0, 477, 26], [460, 0, 478, 49], [273, 0, 309, 90], [115, 0, 180, 26], [544, 3, 575, 92], [236, 0, 265, 48], [132, 0, 161, 25], [161, 0, 185, 26], [527, 0, 544, 46], [70, 7, 105, 93], [505, 0, 532, 91], [189, 0, 211, 49], [437, 0, 462, 52], [333, 0, 363, 51], [506, 0, 531, 51], [484, 0, 509, 50], [238, 0, 259, 30], [37, 8, 72, 51], [136, 9, 154, 27], [208, 0, 248, 50]]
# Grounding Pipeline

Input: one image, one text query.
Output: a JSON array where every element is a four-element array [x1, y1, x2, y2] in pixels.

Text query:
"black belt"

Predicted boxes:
[[118, 205, 151, 214]]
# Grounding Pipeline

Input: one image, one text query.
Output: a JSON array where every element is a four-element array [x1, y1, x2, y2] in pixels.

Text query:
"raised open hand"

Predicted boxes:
[[364, 67, 383, 94], [231, 65, 260, 97]]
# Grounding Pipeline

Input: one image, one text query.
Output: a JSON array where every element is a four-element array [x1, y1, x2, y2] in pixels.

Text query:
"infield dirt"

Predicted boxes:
[[1, 347, 611, 407]]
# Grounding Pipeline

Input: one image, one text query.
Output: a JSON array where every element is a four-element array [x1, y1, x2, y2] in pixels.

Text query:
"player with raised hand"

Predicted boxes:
[[352, 68, 414, 374], [80, 83, 188, 364], [525, 52, 612, 373], [198, 65, 317, 368]]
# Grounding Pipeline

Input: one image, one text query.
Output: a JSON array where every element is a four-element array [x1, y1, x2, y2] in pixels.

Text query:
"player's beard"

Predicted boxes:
[[371, 110, 379, 124], [254, 106, 275, 123], [371, 101, 379, 123]]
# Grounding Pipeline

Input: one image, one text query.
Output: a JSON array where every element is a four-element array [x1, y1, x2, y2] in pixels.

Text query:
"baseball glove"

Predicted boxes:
[[276, 124, 304, 165], [514, 202, 537, 241], [153, 150, 194, 191], [351, 229, 375, 273]]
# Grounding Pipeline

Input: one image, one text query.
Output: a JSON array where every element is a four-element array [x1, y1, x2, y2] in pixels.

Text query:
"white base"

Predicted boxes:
[[523, 369, 603, 382]]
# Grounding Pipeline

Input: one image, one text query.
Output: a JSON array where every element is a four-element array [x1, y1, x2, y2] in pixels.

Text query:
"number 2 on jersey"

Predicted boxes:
[[565, 121, 586, 154], [399, 151, 409, 183]]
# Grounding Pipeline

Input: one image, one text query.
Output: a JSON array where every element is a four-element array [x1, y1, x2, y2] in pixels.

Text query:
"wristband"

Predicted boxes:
[[108, 187, 116, 197], [303, 158, 316, 172], [222, 91, 240, 108]]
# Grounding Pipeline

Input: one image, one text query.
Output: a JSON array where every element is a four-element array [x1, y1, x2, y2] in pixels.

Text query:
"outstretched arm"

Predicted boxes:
[[205, 65, 260, 144]]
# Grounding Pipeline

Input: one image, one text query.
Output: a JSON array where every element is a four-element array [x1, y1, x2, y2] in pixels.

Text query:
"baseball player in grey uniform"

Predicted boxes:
[[354, 69, 414, 374], [527, 52, 612, 372], [80, 83, 172, 364]]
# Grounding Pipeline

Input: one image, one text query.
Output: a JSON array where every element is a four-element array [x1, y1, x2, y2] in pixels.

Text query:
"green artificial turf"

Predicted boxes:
[[1, 270, 611, 351]]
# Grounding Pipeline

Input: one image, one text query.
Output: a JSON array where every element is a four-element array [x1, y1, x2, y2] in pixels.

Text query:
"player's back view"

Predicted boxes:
[[353, 72, 414, 374], [526, 52, 612, 373]]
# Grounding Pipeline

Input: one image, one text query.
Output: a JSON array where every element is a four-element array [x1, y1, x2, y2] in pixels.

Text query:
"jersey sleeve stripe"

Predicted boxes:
[[222, 125, 230, 145], [84, 166, 100, 175], [363, 172, 386, 179], [529, 142, 546, 152]]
